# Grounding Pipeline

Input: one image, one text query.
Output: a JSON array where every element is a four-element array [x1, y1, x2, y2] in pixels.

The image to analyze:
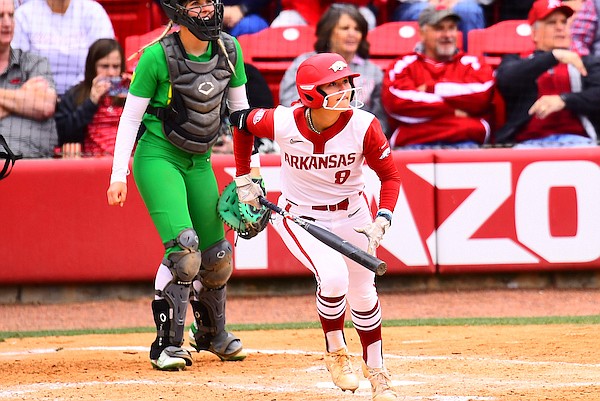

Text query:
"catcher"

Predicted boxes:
[[106, 0, 264, 371]]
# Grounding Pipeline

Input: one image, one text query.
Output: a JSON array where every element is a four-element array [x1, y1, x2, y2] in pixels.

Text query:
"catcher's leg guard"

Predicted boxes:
[[198, 239, 233, 289], [149, 299, 193, 371], [160, 228, 202, 346], [189, 286, 246, 361]]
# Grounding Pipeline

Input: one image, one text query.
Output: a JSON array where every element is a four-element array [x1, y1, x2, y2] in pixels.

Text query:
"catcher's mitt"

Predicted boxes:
[[217, 179, 270, 239]]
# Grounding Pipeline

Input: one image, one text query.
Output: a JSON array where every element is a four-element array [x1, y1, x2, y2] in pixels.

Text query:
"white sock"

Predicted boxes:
[[326, 330, 346, 352], [366, 340, 383, 368], [154, 263, 172, 300]]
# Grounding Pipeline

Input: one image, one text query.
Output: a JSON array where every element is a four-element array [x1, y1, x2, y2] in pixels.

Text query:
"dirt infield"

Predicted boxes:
[[1, 289, 600, 401], [2, 325, 600, 401]]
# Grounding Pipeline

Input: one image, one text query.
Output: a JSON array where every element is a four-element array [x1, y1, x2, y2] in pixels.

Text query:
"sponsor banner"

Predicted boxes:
[[434, 148, 600, 273], [1, 148, 599, 284]]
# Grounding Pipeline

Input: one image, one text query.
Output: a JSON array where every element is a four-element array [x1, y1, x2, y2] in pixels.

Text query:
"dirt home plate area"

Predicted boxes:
[[1, 289, 600, 400]]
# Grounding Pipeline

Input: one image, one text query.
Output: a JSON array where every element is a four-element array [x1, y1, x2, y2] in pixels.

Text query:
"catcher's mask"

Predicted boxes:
[[161, 0, 224, 41], [296, 52, 364, 110], [217, 180, 270, 240], [0, 134, 22, 181]]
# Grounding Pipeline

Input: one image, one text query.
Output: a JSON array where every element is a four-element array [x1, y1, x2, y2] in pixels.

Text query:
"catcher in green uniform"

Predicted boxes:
[[106, 0, 267, 371]]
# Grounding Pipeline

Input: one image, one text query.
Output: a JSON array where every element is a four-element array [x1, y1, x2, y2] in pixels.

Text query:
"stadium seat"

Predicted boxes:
[[467, 20, 534, 69], [368, 22, 420, 70], [98, 0, 153, 46], [368, 21, 463, 70], [237, 25, 316, 104], [124, 26, 178, 72]]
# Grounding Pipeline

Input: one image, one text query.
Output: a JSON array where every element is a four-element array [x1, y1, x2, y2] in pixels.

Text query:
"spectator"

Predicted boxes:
[[381, 6, 495, 149], [12, 0, 115, 96], [391, 0, 487, 50], [0, 0, 57, 158], [55, 39, 129, 158], [495, 0, 600, 147], [222, 1, 270, 37], [564, 0, 600, 56], [278, 3, 389, 135], [271, 0, 380, 31]]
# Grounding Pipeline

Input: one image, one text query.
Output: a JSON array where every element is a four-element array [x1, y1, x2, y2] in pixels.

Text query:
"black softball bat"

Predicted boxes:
[[258, 196, 387, 276]]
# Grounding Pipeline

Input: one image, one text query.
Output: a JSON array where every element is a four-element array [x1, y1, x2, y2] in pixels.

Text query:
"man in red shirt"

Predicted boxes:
[[381, 6, 495, 149]]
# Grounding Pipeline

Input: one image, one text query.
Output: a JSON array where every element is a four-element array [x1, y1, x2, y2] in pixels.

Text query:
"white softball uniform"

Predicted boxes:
[[235, 104, 400, 309]]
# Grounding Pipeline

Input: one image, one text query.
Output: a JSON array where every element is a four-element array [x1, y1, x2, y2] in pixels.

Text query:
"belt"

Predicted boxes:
[[311, 198, 349, 212]]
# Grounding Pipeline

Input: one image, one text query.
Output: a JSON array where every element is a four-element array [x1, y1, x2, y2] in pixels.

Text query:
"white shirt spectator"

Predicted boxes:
[[12, 0, 115, 95]]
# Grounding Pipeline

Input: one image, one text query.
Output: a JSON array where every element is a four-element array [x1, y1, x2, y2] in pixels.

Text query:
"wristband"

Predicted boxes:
[[376, 209, 393, 224]]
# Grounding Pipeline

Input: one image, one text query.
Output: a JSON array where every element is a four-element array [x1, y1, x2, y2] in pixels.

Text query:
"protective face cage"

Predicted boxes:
[[161, 0, 224, 41], [296, 53, 363, 110], [0, 134, 22, 181], [321, 86, 364, 111]]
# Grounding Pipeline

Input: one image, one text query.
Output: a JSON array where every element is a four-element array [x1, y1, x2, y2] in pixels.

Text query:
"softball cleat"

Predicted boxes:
[[325, 347, 359, 392], [188, 322, 247, 361], [362, 363, 400, 400], [150, 346, 193, 371]]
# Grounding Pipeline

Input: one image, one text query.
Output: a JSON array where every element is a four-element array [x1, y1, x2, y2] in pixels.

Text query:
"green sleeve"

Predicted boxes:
[[129, 43, 172, 107], [230, 37, 247, 88]]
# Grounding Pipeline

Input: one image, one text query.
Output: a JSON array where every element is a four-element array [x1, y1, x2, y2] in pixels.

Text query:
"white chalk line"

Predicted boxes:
[[0, 379, 496, 401], [1, 346, 599, 399], [4, 346, 600, 369]]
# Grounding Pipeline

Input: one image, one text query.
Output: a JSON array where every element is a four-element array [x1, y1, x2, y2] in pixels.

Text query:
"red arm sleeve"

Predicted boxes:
[[362, 118, 401, 212], [233, 126, 254, 176]]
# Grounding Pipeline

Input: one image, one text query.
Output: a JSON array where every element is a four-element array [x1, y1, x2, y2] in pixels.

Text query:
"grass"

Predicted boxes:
[[1, 315, 600, 341]]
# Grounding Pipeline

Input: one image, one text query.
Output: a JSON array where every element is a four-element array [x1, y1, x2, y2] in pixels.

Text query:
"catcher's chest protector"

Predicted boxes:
[[159, 33, 237, 153]]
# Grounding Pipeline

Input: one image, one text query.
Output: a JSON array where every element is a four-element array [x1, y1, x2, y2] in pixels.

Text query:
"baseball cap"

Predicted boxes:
[[528, 0, 574, 25], [418, 6, 461, 28]]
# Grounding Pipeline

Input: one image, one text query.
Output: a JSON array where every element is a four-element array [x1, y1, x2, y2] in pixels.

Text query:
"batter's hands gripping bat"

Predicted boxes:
[[258, 196, 387, 276]]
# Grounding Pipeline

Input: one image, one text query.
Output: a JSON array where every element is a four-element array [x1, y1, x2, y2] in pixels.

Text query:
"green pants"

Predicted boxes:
[[133, 137, 224, 255]]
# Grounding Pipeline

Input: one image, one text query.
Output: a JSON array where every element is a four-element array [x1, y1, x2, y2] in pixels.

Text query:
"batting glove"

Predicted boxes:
[[234, 173, 264, 209], [354, 211, 392, 256]]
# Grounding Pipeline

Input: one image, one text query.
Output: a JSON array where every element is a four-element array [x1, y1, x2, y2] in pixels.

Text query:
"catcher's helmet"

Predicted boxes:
[[295, 52, 362, 110], [161, 0, 224, 41]]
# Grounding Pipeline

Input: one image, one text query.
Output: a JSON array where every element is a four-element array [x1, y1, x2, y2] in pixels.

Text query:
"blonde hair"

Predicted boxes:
[[127, 21, 175, 63], [126, 21, 236, 77]]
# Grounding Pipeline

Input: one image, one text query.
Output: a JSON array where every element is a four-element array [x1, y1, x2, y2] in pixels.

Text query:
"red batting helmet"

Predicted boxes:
[[296, 53, 360, 109]]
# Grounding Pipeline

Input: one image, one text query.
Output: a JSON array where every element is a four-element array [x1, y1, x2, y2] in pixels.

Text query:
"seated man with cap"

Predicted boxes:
[[381, 6, 495, 149], [495, 0, 600, 147]]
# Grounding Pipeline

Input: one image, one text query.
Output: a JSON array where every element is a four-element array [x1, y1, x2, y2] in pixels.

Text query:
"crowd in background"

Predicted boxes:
[[3, 0, 600, 159]]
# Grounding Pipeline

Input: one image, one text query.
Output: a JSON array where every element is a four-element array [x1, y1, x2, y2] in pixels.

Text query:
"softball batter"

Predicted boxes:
[[106, 0, 259, 371], [230, 53, 402, 400]]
